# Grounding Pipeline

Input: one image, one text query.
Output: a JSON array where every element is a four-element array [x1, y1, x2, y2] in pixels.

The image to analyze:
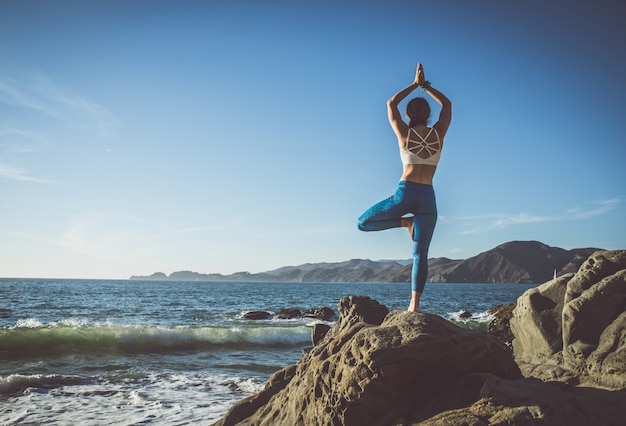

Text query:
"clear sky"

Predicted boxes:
[[1, 0, 625, 279]]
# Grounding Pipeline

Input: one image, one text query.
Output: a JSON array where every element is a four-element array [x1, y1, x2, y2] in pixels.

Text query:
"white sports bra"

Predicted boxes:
[[399, 127, 441, 166]]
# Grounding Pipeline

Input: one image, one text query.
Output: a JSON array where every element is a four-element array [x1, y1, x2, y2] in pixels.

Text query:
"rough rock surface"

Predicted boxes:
[[487, 303, 516, 348], [215, 296, 519, 425], [214, 251, 626, 425], [511, 250, 626, 388]]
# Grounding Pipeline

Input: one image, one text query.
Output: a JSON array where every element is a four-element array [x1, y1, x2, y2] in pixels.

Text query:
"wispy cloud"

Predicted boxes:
[[0, 127, 48, 153], [0, 163, 58, 184], [0, 73, 117, 137], [0, 78, 56, 116], [567, 198, 620, 219], [457, 199, 620, 235], [489, 212, 548, 228], [0, 74, 119, 186]]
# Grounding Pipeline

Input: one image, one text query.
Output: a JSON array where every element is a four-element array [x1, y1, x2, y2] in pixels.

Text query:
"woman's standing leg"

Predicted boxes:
[[408, 187, 437, 312]]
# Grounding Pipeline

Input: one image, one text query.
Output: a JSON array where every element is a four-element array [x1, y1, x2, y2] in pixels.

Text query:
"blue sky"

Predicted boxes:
[[1, 0, 624, 279]]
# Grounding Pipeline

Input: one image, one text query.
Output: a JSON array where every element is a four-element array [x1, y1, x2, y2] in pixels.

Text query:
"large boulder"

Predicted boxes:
[[510, 273, 573, 365], [414, 372, 626, 425], [562, 251, 626, 378], [213, 251, 626, 425], [214, 296, 521, 425], [511, 250, 626, 388]]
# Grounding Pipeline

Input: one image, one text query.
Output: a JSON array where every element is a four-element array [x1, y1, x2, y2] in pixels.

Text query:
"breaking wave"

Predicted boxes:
[[1, 320, 311, 359]]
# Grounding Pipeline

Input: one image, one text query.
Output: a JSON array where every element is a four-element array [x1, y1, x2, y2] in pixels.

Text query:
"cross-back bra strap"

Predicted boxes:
[[409, 127, 436, 142]]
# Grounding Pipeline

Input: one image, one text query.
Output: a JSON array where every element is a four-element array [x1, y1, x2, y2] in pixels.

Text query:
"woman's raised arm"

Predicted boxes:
[[386, 64, 424, 138], [420, 80, 452, 136]]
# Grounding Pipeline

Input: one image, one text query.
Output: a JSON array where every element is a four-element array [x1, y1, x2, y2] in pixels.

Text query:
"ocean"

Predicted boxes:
[[0, 279, 534, 425]]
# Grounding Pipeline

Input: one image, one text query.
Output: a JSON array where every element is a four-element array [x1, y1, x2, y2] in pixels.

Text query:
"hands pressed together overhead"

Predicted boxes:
[[414, 63, 426, 86]]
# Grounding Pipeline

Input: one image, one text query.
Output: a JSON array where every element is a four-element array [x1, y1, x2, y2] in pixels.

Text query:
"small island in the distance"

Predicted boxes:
[[130, 240, 601, 284]]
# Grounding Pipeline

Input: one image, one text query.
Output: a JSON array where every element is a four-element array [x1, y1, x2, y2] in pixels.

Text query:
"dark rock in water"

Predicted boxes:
[[311, 323, 331, 346], [274, 308, 301, 320], [488, 303, 515, 347], [242, 311, 272, 320], [213, 251, 626, 426], [302, 306, 335, 321], [459, 310, 472, 319]]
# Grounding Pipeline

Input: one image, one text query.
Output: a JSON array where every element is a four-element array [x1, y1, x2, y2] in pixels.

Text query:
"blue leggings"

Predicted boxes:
[[357, 181, 437, 293]]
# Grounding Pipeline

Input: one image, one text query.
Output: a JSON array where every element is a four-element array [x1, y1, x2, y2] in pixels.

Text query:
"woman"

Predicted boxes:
[[357, 63, 452, 312]]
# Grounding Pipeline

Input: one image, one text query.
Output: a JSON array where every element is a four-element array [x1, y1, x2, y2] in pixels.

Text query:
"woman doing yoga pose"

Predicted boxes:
[[357, 63, 452, 312]]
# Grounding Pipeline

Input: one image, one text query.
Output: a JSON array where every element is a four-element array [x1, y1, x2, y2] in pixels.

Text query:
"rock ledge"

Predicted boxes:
[[214, 251, 626, 425]]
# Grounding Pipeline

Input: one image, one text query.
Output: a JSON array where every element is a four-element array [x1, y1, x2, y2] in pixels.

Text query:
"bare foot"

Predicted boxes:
[[408, 291, 421, 312]]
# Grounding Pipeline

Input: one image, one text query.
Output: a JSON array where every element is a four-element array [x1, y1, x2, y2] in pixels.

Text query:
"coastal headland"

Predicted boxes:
[[214, 250, 626, 425], [131, 240, 599, 284]]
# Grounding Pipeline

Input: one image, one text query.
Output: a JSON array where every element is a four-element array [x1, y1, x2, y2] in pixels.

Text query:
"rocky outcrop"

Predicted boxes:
[[511, 250, 626, 389], [214, 250, 626, 425], [487, 303, 516, 347], [214, 296, 520, 425]]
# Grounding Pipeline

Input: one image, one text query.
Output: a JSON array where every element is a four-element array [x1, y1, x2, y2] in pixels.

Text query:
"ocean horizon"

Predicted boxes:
[[1, 279, 534, 425]]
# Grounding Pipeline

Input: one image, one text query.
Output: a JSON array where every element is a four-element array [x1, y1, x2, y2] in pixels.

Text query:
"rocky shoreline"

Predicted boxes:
[[213, 250, 626, 425]]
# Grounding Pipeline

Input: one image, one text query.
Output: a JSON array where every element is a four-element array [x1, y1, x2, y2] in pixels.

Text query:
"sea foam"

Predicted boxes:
[[446, 309, 495, 331], [0, 321, 312, 359]]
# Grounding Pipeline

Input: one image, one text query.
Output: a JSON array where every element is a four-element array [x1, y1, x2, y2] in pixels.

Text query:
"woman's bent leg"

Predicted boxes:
[[357, 183, 412, 232]]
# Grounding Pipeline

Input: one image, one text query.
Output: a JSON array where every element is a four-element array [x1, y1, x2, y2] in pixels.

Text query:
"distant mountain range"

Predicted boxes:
[[130, 241, 602, 284]]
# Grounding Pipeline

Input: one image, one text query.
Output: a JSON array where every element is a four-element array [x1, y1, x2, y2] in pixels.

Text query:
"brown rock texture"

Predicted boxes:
[[214, 251, 626, 426], [511, 250, 626, 389], [487, 303, 516, 348], [214, 296, 520, 425]]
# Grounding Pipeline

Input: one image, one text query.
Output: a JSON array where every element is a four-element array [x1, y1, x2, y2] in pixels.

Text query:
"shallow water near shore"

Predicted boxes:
[[0, 279, 533, 425]]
